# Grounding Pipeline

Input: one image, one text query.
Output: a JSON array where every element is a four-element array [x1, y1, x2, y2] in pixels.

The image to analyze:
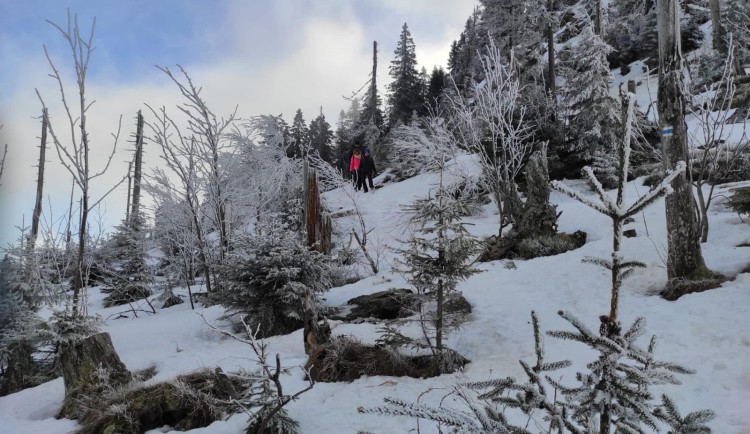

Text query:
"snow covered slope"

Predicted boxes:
[[1, 161, 749, 433]]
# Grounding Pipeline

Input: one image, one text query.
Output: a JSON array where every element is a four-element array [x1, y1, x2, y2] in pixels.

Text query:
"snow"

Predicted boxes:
[[2, 157, 749, 433]]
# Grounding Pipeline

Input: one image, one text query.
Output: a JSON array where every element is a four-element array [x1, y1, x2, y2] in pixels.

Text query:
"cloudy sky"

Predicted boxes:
[[0, 0, 477, 247]]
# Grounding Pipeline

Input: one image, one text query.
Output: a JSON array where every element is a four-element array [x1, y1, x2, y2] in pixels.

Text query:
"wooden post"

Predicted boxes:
[[657, 0, 708, 282], [29, 109, 48, 250]]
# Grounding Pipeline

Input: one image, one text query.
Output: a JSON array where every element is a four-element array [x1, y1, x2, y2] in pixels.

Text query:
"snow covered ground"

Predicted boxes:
[[1, 154, 749, 433]]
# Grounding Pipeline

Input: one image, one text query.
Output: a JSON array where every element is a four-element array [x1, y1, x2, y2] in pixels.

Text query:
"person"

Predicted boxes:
[[349, 148, 362, 188], [359, 148, 377, 192]]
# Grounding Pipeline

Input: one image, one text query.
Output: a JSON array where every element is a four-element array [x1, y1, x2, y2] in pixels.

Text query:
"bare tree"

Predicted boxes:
[[448, 41, 534, 235], [146, 105, 213, 293], [156, 66, 237, 264], [36, 10, 125, 317], [0, 143, 7, 185], [657, 0, 710, 283], [29, 109, 49, 250], [689, 44, 749, 242]]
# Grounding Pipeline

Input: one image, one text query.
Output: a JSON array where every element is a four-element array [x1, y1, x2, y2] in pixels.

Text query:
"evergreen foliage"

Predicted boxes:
[[387, 23, 425, 127], [289, 109, 309, 159], [103, 212, 151, 308], [214, 233, 334, 338], [560, 17, 621, 180], [309, 111, 334, 165], [727, 186, 750, 217]]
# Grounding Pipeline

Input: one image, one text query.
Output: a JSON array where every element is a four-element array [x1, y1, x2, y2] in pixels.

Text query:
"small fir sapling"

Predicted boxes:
[[551, 93, 686, 322], [383, 116, 480, 370], [202, 316, 314, 434], [214, 233, 334, 338], [103, 211, 152, 308]]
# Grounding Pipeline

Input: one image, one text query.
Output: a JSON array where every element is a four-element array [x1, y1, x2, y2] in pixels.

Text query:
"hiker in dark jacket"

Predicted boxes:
[[359, 148, 377, 192]]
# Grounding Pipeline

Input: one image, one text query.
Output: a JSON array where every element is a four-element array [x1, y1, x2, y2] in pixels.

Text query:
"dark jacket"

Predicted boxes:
[[360, 155, 377, 175]]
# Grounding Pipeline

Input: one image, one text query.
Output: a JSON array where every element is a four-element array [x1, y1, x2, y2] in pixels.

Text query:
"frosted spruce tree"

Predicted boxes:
[[560, 16, 621, 185], [385, 116, 480, 371], [215, 231, 334, 338], [103, 211, 151, 308]]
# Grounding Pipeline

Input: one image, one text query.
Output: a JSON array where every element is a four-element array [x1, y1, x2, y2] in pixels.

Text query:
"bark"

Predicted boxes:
[[57, 332, 131, 418], [303, 161, 332, 254], [710, 0, 725, 53], [125, 161, 132, 222], [595, 0, 604, 37], [657, 0, 708, 282], [29, 109, 48, 249], [546, 0, 556, 96], [129, 110, 144, 223]]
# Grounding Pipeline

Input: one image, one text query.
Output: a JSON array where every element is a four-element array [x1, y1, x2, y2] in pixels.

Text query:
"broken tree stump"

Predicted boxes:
[[57, 332, 131, 419]]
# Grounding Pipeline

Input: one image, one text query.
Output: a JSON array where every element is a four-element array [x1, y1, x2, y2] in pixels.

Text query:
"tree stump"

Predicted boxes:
[[57, 332, 131, 419], [0, 342, 36, 396]]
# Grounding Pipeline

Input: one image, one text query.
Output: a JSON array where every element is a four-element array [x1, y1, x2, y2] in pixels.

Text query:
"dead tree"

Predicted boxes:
[[36, 10, 125, 316], [130, 110, 145, 223], [29, 109, 48, 250], [657, 0, 710, 284], [125, 161, 132, 222], [0, 129, 7, 185], [545, 0, 556, 95], [710, 0, 726, 53], [302, 160, 332, 254]]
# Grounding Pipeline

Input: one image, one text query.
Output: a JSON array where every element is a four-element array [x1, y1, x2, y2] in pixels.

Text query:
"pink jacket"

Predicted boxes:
[[350, 154, 361, 171]]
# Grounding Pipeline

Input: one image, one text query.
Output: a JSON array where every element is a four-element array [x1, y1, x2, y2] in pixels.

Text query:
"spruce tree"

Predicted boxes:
[[560, 18, 620, 182], [387, 23, 425, 127], [288, 109, 309, 159], [103, 211, 151, 308], [215, 233, 333, 338], [426, 66, 447, 113], [308, 110, 334, 164]]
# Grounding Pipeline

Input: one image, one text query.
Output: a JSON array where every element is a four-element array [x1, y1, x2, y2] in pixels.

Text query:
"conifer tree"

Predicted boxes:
[[289, 109, 309, 159], [215, 233, 333, 338], [387, 23, 425, 127], [560, 18, 620, 182], [309, 110, 334, 165], [426, 67, 447, 113], [388, 118, 480, 368]]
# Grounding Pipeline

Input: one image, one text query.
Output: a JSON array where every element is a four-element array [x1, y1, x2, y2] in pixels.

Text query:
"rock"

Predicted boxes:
[[623, 217, 636, 225], [305, 337, 469, 382], [444, 293, 471, 315], [332, 289, 417, 321], [624, 229, 637, 238], [161, 292, 184, 309], [58, 332, 132, 419]]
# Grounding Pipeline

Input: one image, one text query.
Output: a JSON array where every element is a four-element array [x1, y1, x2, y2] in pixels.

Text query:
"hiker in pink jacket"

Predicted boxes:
[[349, 148, 362, 187]]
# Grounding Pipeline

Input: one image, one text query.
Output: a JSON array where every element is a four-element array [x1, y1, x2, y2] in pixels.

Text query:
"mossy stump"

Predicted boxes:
[[57, 332, 132, 419], [75, 368, 246, 434]]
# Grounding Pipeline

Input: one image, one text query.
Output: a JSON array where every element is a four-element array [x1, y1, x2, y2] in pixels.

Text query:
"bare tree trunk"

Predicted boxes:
[[595, 0, 604, 37], [125, 161, 132, 222], [65, 181, 74, 251], [29, 109, 48, 250], [710, 0, 725, 53], [546, 0, 556, 95], [130, 110, 144, 222], [303, 161, 332, 254], [657, 0, 709, 282]]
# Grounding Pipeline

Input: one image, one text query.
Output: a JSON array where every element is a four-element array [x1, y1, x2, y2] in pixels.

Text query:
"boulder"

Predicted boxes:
[[332, 289, 417, 321]]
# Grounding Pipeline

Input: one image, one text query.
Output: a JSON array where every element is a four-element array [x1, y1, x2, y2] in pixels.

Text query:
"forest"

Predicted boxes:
[[1, 0, 749, 433]]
